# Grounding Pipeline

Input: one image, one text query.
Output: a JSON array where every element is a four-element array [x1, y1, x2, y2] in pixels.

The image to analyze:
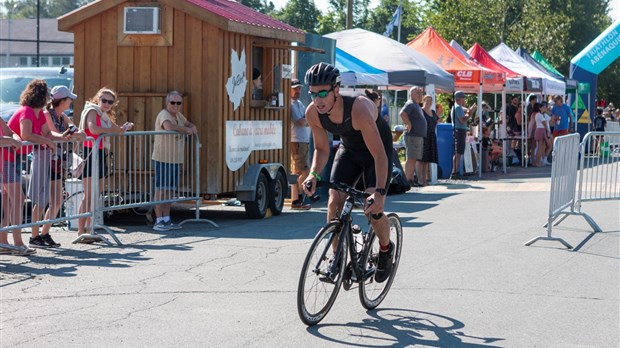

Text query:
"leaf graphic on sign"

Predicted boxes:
[[225, 49, 247, 111]]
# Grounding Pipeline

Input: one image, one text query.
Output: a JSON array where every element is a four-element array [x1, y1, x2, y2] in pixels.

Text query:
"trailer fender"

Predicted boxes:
[[236, 163, 284, 201]]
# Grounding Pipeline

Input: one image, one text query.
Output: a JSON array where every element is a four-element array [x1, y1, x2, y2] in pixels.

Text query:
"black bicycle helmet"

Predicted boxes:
[[305, 62, 341, 86]]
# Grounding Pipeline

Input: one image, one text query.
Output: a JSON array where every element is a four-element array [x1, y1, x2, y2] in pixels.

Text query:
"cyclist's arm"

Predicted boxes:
[[353, 97, 388, 190], [305, 103, 329, 192]]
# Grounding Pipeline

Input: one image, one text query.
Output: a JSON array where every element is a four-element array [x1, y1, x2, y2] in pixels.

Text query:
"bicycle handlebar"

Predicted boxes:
[[305, 181, 372, 202]]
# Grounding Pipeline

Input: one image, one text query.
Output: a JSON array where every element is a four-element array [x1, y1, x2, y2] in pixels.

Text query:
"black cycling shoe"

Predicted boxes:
[[375, 242, 394, 283]]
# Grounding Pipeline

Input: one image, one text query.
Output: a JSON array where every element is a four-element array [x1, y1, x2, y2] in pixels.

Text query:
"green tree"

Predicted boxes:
[[314, 0, 372, 35], [1, 0, 92, 19], [241, 0, 275, 14], [365, 0, 424, 44], [273, 0, 321, 33]]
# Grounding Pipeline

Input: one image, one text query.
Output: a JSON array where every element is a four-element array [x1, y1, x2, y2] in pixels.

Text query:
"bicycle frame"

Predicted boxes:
[[313, 184, 373, 284]]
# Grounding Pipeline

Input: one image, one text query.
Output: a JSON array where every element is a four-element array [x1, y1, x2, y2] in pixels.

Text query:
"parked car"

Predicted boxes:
[[0, 66, 74, 122]]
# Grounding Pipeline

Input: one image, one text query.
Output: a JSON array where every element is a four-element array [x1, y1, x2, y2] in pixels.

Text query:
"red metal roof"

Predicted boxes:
[[186, 0, 304, 34]]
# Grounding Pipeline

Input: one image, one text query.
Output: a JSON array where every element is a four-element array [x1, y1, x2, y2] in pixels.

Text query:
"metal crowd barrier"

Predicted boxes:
[[576, 131, 620, 212], [525, 134, 583, 248], [1, 139, 94, 251], [525, 131, 620, 248], [78, 131, 217, 246]]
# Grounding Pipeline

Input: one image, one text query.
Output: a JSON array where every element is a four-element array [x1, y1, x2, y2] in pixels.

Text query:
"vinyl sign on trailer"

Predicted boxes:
[[226, 121, 283, 171]]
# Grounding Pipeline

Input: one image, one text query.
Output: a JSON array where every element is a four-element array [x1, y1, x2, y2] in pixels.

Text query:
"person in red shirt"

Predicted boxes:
[[76, 87, 132, 242], [4, 80, 61, 255]]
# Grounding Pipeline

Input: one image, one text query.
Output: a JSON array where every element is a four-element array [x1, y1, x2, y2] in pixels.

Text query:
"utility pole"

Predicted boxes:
[[36, 0, 40, 67], [346, 0, 353, 29]]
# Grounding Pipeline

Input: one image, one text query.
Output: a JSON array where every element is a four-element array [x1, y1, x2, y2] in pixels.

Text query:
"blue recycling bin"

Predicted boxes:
[[436, 123, 454, 179]]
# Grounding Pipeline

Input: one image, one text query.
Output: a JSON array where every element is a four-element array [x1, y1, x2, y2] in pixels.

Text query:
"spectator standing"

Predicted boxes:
[[400, 86, 426, 187], [419, 95, 439, 186], [506, 95, 520, 134], [77, 87, 133, 242], [532, 103, 549, 167], [381, 95, 390, 125], [289, 80, 311, 210], [0, 118, 29, 255], [152, 91, 197, 231], [6, 80, 58, 254], [593, 107, 607, 156], [593, 108, 607, 132], [551, 96, 574, 138], [450, 91, 475, 178], [39, 86, 86, 245], [541, 101, 553, 165]]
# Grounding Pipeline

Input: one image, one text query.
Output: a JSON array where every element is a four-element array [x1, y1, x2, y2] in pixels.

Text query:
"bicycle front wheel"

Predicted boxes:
[[359, 213, 403, 309], [297, 222, 347, 326]]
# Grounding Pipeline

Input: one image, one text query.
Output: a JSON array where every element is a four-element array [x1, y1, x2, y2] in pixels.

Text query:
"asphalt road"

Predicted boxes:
[[1, 167, 619, 348]]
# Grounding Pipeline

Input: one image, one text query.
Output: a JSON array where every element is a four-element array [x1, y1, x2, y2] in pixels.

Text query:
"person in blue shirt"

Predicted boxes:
[[551, 96, 574, 138]]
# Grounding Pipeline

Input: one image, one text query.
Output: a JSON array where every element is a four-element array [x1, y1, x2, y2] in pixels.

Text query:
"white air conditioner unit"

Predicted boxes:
[[124, 7, 161, 34]]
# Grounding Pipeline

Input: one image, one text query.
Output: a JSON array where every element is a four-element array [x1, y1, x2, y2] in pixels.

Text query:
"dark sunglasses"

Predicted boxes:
[[309, 85, 335, 99], [169, 101, 182, 106], [100, 98, 115, 105]]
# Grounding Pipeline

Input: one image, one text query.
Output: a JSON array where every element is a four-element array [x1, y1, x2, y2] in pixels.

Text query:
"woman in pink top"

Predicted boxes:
[[3, 80, 60, 255], [77, 87, 132, 242]]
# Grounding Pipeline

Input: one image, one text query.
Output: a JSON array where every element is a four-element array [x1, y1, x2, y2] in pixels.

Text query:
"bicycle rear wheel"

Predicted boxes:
[[297, 222, 347, 326], [359, 213, 402, 309]]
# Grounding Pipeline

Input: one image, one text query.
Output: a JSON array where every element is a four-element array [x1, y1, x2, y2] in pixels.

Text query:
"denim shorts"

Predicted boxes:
[[2, 161, 21, 184], [153, 160, 180, 190]]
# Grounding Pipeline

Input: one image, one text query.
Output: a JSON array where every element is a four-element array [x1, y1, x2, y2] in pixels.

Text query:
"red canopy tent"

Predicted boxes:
[[468, 43, 520, 78], [407, 28, 507, 177], [407, 28, 506, 93]]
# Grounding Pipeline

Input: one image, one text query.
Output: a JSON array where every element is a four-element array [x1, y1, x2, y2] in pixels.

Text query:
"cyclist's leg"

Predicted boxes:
[[327, 147, 362, 223], [363, 147, 393, 247]]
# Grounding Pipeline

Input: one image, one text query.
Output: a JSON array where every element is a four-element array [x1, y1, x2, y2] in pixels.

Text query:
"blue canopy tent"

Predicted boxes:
[[335, 47, 389, 86], [570, 20, 620, 138]]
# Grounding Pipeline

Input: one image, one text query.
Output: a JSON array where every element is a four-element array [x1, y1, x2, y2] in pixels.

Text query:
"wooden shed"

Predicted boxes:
[[59, 0, 307, 216]]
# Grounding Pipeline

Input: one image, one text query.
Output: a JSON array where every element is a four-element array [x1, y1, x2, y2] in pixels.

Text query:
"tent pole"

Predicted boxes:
[[501, 88, 507, 174], [478, 83, 483, 178]]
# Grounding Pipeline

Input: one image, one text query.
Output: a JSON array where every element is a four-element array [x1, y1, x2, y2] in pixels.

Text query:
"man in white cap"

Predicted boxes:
[[289, 79, 311, 209]]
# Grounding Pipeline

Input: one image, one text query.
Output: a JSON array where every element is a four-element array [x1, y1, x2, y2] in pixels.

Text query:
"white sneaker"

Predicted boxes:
[[167, 221, 183, 230], [153, 221, 171, 231]]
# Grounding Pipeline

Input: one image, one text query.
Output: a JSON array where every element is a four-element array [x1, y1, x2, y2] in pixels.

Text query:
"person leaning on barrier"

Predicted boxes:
[[76, 87, 133, 243], [5, 80, 62, 255], [0, 118, 29, 255], [37, 86, 87, 246], [152, 91, 197, 232]]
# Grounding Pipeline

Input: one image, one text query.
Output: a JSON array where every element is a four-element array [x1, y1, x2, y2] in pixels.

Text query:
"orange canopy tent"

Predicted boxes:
[[407, 28, 508, 177], [407, 28, 506, 93]]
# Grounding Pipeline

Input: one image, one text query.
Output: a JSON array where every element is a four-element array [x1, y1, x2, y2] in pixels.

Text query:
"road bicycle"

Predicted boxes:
[[297, 181, 403, 326]]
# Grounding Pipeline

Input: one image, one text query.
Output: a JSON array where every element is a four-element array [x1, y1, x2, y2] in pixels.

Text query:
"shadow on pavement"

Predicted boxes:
[[0, 247, 151, 283], [308, 308, 504, 347]]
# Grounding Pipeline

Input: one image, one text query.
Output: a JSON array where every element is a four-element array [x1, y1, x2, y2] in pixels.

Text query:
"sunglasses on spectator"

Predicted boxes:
[[169, 101, 182, 105], [309, 85, 335, 99], [100, 98, 115, 105]]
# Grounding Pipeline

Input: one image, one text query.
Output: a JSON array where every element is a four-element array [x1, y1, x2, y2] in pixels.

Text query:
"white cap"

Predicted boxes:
[[50, 85, 77, 100]]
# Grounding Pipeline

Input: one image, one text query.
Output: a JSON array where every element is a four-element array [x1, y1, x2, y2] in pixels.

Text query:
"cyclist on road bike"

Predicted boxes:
[[302, 62, 395, 282]]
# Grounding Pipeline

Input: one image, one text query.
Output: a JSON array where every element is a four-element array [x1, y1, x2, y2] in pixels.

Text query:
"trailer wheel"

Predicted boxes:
[[244, 172, 269, 219], [269, 170, 287, 216]]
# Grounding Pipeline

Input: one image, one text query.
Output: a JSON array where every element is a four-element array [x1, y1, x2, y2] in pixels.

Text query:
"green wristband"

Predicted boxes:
[[310, 171, 321, 181]]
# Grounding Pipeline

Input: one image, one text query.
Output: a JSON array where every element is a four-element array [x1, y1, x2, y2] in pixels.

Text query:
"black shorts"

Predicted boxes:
[[454, 129, 467, 155], [330, 145, 392, 190], [82, 148, 108, 179]]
